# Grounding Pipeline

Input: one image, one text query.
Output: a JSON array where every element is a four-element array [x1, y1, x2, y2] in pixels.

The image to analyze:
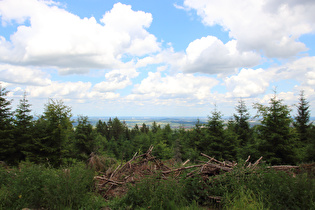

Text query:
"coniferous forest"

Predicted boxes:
[[1, 85, 315, 209]]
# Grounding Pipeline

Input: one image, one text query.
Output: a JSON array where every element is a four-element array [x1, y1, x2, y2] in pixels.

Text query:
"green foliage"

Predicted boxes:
[[0, 86, 15, 165], [204, 107, 237, 160], [74, 116, 96, 159], [206, 164, 315, 210], [180, 174, 211, 206], [13, 92, 34, 164], [224, 186, 265, 210], [294, 90, 311, 143], [35, 99, 74, 167], [233, 99, 251, 147], [0, 162, 105, 209], [96, 119, 109, 139], [110, 175, 189, 209], [294, 91, 314, 162], [306, 125, 315, 161], [254, 92, 296, 164], [0, 85, 12, 125]]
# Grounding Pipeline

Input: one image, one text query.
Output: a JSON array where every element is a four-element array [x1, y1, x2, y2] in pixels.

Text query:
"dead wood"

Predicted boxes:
[[182, 159, 190, 166], [162, 164, 204, 174], [201, 153, 233, 167], [94, 148, 304, 200], [110, 164, 121, 179]]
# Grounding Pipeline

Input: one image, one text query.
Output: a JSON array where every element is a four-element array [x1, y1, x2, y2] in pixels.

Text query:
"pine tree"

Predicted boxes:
[[294, 91, 314, 162], [35, 99, 73, 167], [204, 106, 237, 160], [140, 123, 149, 133], [151, 121, 160, 133], [0, 86, 15, 164], [0, 86, 12, 127], [111, 117, 124, 141], [96, 120, 109, 139], [74, 116, 96, 160], [294, 91, 311, 143], [234, 99, 251, 146], [254, 92, 296, 164], [14, 92, 34, 162]]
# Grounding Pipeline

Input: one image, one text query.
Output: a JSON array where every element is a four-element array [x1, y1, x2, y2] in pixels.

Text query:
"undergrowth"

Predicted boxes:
[[107, 163, 315, 210], [0, 162, 105, 209], [1, 161, 314, 209]]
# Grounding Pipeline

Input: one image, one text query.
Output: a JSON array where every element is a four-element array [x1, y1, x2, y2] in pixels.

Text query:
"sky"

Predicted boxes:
[[0, 0, 315, 117]]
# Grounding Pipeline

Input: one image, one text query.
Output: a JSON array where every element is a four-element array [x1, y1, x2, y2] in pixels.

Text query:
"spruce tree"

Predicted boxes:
[[294, 91, 311, 143], [254, 92, 296, 164], [35, 99, 73, 167], [14, 92, 34, 162], [74, 116, 95, 160], [234, 99, 251, 146], [204, 107, 225, 158], [96, 120, 109, 139], [205, 106, 237, 160], [294, 91, 314, 162], [0, 86, 12, 127], [0, 86, 15, 164]]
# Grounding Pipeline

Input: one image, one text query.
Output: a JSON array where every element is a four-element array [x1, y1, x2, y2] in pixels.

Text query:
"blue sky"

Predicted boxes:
[[0, 0, 315, 117]]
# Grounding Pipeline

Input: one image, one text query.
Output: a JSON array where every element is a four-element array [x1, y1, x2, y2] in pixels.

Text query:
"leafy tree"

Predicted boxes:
[[254, 92, 296, 164], [13, 92, 34, 162], [0, 86, 15, 164]]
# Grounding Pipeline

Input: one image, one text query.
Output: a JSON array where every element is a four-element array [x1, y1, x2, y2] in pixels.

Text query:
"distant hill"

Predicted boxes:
[[71, 116, 315, 129]]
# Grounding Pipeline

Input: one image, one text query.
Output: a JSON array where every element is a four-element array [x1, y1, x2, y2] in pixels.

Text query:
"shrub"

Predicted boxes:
[[110, 174, 189, 209], [205, 164, 315, 210], [0, 162, 105, 209]]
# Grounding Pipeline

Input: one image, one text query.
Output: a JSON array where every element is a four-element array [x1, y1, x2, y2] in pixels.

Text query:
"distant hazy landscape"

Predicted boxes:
[[73, 116, 315, 129]]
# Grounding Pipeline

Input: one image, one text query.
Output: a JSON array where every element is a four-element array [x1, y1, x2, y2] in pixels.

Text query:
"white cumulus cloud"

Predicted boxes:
[[180, 36, 260, 74], [0, 64, 51, 86], [0, 0, 160, 73], [130, 72, 219, 101], [225, 68, 273, 98], [94, 68, 139, 92], [182, 0, 314, 58]]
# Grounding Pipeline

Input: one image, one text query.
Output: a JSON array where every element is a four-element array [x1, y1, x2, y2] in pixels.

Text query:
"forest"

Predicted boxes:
[[1, 85, 315, 209]]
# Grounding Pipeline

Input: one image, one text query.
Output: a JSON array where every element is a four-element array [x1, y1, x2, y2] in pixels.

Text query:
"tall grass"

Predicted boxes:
[[0, 162, 105, 209]]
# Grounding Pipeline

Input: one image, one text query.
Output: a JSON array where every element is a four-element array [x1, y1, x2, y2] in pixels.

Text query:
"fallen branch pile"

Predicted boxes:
[[94, 146, 310, 200], [94, 147, 265, 199]]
